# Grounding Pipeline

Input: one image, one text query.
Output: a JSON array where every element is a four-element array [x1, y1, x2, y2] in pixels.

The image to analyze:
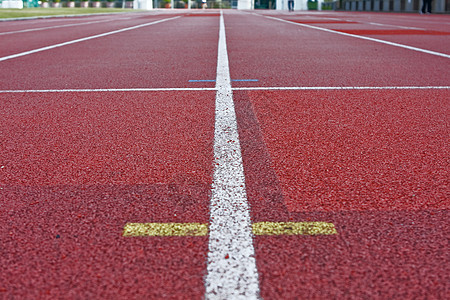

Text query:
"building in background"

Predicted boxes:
[[276, 0, 310, 10], [340, 0, 448, 13], [238, 0, 253, 8]]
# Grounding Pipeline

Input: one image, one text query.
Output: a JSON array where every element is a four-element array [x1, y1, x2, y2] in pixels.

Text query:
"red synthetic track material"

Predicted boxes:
[[185, 13, 221, 17], [1, 11, 449, 299], [226, 14, 450, 88], [0, 91, 215, 298], [246, 89, 448, 212], [255, 210, 448, 299], [288, 20, 358, 24], [233, 89, 448, 298], [234, 91, 290, 222], [0, 92, 215, 186]]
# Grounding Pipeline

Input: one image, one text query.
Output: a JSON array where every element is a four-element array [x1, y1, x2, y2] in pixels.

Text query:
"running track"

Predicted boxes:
[[0, 10, 449, 299]]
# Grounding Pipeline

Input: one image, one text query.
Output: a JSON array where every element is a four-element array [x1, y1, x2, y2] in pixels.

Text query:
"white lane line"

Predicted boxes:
[[0, 86, 448, 93], [366, 22, 423, 30], [0, 13, 133, 22], [204, 10, 260, 300], [233, 86, 450, 91], [263, 15, 450, 59], [0, 17, 132, 36], [0, 16, 180, 62], [0, 88, 216, 93], [255, 13, 425, 30]]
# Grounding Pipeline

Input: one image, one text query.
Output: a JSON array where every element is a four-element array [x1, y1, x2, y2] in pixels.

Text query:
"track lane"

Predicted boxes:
[[0, 91, 215, 186], [0, 14, 218, 90], [0, 13, 175, 57], [0, 14, 136, 35], [1, 12, 220, 299], [270, 13, 450, 55], [0, 89, 216, 298], [242, 89, 448, 213], [225, 13, 449, 89], [227, 10, 449, 298], [1, 184, 210, 299], [256, 11, 450, 31], [233, 86, 449, 299], [254, 210, 448, 299]]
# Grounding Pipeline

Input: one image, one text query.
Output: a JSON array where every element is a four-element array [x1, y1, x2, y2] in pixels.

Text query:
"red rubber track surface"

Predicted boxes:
[[241, 89, 448, 212], [0, 14, 218, 89], [226, 13, 449, 88], [0, 14, 138, 34], [254, 210, 448, 299], [1, 10, 449, 299], [0, 91, 215, 186], [2, 186, 209, 298], [269, 12, 450, 54], [1, 12, 218, 296], [0, 90, 215, 298], [226, 12, 449, 299], [0, 14, 170, 57], [233, 88, 448, 298]]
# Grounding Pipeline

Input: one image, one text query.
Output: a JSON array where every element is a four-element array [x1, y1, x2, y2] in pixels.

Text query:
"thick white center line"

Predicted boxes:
[[0, 16, 180, 62], [204, 11, 260, 300]]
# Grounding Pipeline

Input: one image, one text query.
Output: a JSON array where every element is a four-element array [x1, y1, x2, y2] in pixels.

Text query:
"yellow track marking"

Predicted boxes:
[[123, 222, 337, 237], [252, 222, 337, 235], [123, 223, 208, 237]]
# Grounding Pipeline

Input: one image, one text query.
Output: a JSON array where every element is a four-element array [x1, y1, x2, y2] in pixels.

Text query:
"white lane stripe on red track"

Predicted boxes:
[[233, 86, 450, 91], [0, 18, 132, 36], [1, 86, 448, 93], [0, 88, 216, 93], [204, 10, 260, 300], [263, 15, 450, 59], [0, 16, 180, 62]]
